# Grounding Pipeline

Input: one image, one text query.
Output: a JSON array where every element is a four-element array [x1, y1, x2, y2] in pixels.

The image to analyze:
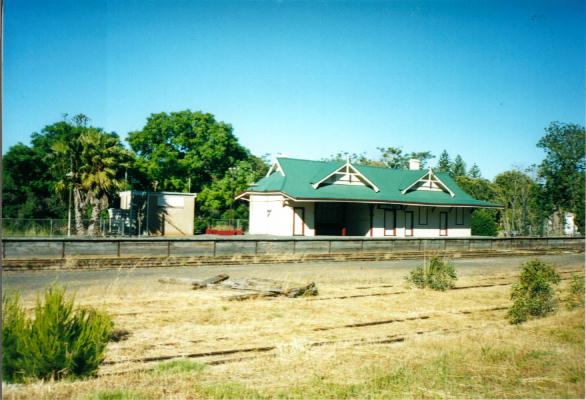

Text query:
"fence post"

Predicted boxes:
[[50, 219, 53, 237], [62, 241, 66, 259], [167, 241, 171, 257]]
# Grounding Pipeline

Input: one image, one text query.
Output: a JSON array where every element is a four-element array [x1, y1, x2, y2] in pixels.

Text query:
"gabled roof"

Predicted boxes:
[[311, 159, 380, 192], [238, 157, 501, 208], [401, 168, 455, 197]]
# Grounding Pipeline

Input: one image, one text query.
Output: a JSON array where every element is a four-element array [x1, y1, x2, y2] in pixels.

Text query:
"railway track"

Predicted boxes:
[[99, 321, 505, 377], [105, 272, 583, 317], [102, 304, 511, 372]]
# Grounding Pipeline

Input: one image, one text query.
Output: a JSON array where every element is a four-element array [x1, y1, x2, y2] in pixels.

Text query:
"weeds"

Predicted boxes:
[[406, 256, 457, 291], [507, 259, 561, 324], [85, 389, 149, 400], [2, 286, 113, 382], [153, 359, 206, 374], [564, 274, 585, 310]]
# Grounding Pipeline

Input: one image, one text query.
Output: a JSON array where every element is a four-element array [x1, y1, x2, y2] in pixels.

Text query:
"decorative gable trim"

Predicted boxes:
[[266, 159, 285, 177], [311, 159, 380, 192], [401, 168, 455, 197]]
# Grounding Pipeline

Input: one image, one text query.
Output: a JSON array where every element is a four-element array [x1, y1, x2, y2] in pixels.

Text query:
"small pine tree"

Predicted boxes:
[[437, 150, 451, 172], [468, 164, 481, 178], [451, 155, 467, 177], [2, 286, 113, 382]]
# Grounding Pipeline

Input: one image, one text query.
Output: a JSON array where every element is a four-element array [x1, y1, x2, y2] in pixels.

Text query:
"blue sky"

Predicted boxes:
[[4, 0, 585, 179]]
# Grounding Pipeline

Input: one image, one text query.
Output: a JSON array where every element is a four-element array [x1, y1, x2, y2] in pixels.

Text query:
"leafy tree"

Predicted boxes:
[[3, 115, 132, 236], [376, 146, 406, 168], [454, 175, 499, 236], [197, 157, 268, 223], [470, 209, 498, 236], [537, 122, 586, 234], [44, 116, 131, 235], [2, 144, 61, 219], [451, 155, 466, 177], [324, 151, 377, 165], [527, 178, 553, 236], [409, 151, 435, 169], [494, 170, 535, 236], [437, 150, 451, 173], [325, 148, 434, 169], [128, 110, 250, 193], [376, 147, 434, 169], [2, 118, 86, 220], [454, 176, 498, 202]]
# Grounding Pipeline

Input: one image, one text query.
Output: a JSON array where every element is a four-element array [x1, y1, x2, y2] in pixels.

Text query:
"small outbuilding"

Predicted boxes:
[[236, 157, 500, 237], [118, 191, 197, 236]]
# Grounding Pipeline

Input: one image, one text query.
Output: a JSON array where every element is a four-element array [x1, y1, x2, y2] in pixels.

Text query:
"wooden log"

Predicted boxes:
[[224, 282, 318, 300], [158, 274, 229, 288], [226, 291, 281, 301], [285, 282, 318, 298], [218, 278, 285, 292], [192, 273, 229, 289], [158, 277, 200, 285]]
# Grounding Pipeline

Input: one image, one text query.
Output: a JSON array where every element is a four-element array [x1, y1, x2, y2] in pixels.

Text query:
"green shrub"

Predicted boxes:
[[2, 291, 28, 381], [565, 274, 585, 310], [153, 359, 206, 374], [406, 256, 457, 291], [85, 389, 149, 400], [470, 209, 498, 236], [2, 286, 113, 382], [507, 259, 561, 324]]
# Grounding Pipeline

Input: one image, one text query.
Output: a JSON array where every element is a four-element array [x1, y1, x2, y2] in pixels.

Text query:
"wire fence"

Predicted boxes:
[[193, 218, 248, 235], [1, 218, 249, 237], [1, 218, 126, 237]]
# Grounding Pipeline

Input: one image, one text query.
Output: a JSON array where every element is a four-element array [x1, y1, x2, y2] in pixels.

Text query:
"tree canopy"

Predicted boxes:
[[128, 110, 250, 193], [3, 114, 583, 236], [536, 122, 585, 233]]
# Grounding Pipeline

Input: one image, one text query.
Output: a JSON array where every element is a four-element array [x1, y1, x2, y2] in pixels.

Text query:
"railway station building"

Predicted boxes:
[[236, 157, 500, 237]]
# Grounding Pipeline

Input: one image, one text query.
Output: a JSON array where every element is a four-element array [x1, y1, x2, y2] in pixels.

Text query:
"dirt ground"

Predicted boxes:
[[2, 253, 585, 399]]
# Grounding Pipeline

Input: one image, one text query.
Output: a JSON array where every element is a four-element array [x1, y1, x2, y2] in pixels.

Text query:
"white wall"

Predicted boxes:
[[371, 206, 471, 237], [248, 195, 315, 236], [249, 197, 471, 237]]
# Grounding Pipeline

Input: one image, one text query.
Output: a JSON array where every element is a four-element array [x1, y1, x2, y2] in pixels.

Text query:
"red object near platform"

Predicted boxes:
[[205, 228, 244, 235]]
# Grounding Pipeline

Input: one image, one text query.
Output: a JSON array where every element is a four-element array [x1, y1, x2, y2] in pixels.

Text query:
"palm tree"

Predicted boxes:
[[78, 129, 131, 236], [49, 127, 87, 235]]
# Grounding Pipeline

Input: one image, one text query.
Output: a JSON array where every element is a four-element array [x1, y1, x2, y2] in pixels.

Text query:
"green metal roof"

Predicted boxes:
[[244, 157, 500, 208]]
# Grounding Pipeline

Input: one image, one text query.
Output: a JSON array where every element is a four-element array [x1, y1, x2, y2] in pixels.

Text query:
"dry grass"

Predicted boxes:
[[3, 255, 584, 399]]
